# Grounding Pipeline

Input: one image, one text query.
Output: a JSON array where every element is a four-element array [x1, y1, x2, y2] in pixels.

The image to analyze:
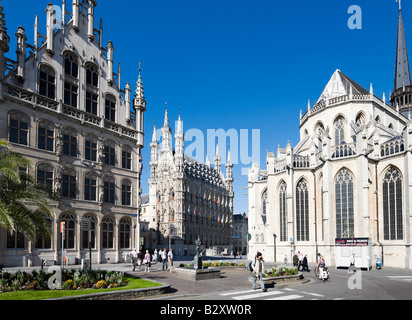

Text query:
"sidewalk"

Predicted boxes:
[[3, 257, 412, 300]]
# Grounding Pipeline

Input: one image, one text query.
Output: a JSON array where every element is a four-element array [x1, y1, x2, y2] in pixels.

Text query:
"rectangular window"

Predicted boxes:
[[39, 69, 56, 99], [37, 169, 53, 189], [102, 223, 114, 249], [104, 181, 115, 204], [7, 231, 25, 249], [62, 174, 76, 199], [82, 229, 96, 249], [122, 184, 131, 206], [86, 91, 98, 115], [85, 140, 97, 162], [63, 134, 77, 157], [105, 98, 116, 122], [35, 220, 52, 249], [104, 146, 115, 166], [64, 82, 78, 108], [122, 151, 132, 169], [10, 119, 28, 145], [86, 67, 99, 87], [84, 178, 97, 201], [38, 127, 54, 151]]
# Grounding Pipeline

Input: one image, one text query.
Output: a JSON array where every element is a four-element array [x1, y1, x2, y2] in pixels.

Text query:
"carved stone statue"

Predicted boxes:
[[194, 236, 202, 270]]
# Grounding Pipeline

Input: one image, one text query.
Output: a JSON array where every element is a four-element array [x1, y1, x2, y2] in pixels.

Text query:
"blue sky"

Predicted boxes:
[[3, 0, 407, 214]]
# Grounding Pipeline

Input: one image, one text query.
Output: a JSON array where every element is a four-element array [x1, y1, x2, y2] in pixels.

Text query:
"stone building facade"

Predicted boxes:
[[142, 110, 234, 256], [248, 7, 412, 269], [0, 0, 146, 267], [233, 213, 248, 256]]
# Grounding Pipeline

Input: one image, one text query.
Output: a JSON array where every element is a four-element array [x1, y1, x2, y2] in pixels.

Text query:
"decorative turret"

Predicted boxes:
[[0, 1, 9, 84], [87, 0, 97, 41], [174, 114, 184, 172], [107, 40, 114, 85], [125, 82, 131, 122], [225, 149, 233, 190], [72, 0, 80, 31], [134, 60, 145, 106], [225, 149, 234, 212], [45, 3, 54, 54], [15, 26, 26, 80], [214, 144, 221, 174], [133, 61, 146, 147], [161, 108, 172, 152], [150, 125, 159, 176]]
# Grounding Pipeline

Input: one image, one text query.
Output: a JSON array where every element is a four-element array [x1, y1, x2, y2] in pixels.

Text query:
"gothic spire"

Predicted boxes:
[[161, 105, 171, 152], [0, 1, 6, 33], [135, 60, 144, 100], [394, 4, 411, 91]]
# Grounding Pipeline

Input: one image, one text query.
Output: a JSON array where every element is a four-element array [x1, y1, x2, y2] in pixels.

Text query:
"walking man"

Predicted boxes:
[[131, 249, 137, 271], [252, 252, 267, 292], [161, 248, 168, 271]]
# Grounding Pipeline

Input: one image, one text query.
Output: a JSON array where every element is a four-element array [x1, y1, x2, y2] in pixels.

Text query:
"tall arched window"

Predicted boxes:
[[383, 167, 404, 240], [39, 65, 56, 99], [261, 189, 268, 225], [105, 94, 116, 122], [81, 215, 96, 249], [296, 179, 309, 241], [119, 219, 131, 248], [335, 169, 354, 238], [64, 53, 78, 78], [60, 213, 76, 249], [334, 117, 345, 145], [279, 182, 287, 242], [121, 179, 132, 206], [102, 217, 114, 249], [86, 63, 99, 87], [84, 172, 97, 201]]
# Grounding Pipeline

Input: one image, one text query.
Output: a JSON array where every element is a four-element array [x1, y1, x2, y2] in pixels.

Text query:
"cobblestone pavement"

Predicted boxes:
[[132, 267, 253, 299]]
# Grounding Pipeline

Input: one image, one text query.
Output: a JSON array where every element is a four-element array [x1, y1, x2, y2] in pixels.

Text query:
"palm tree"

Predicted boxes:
[[0, 139, 59, 242]]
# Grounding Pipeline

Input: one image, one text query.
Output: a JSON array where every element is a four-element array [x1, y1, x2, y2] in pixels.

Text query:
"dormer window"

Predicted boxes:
[[86, 64, 99, 87], [64, 53, 79, 78], [39, 65, 56, 99]]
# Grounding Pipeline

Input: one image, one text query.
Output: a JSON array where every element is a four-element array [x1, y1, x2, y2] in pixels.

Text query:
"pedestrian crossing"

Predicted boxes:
[[385, 276, 412, 282], [219, 287, 325, 301]]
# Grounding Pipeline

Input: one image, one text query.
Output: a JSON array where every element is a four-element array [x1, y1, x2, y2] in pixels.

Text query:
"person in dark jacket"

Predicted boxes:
[[293, 252, 299, 267], [302, 254, 310, 272]]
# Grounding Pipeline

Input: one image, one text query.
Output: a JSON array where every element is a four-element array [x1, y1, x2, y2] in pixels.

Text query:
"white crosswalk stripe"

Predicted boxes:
[[232, 291, 283, 300], [219, 289, 308, 301], [266, 295, 304, 300], [385, 276, 412, 282]]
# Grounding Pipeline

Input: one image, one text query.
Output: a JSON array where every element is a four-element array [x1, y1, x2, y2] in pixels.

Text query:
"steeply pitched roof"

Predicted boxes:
[[316, 69, 369, 104]]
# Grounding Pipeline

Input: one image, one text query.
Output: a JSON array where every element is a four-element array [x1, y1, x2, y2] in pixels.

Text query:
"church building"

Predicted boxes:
[[248, 5, 412, 269]]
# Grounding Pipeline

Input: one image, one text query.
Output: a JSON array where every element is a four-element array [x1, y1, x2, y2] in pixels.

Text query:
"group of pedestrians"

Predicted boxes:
[[293, 251, 310, 272], [129, 248, 174, 273]]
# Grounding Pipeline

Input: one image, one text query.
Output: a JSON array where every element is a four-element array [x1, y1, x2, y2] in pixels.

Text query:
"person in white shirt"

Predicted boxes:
[[161, 248, 168, 271], [130, 249, 137, 271]]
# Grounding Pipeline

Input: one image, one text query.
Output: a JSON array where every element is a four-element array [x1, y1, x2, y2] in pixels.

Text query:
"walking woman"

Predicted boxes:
[[144, 250, 152, 272], [252, 252, 267, 292]]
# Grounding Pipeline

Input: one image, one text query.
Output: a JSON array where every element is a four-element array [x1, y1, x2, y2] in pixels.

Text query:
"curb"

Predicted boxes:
[[45, 275, 172, 301]]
